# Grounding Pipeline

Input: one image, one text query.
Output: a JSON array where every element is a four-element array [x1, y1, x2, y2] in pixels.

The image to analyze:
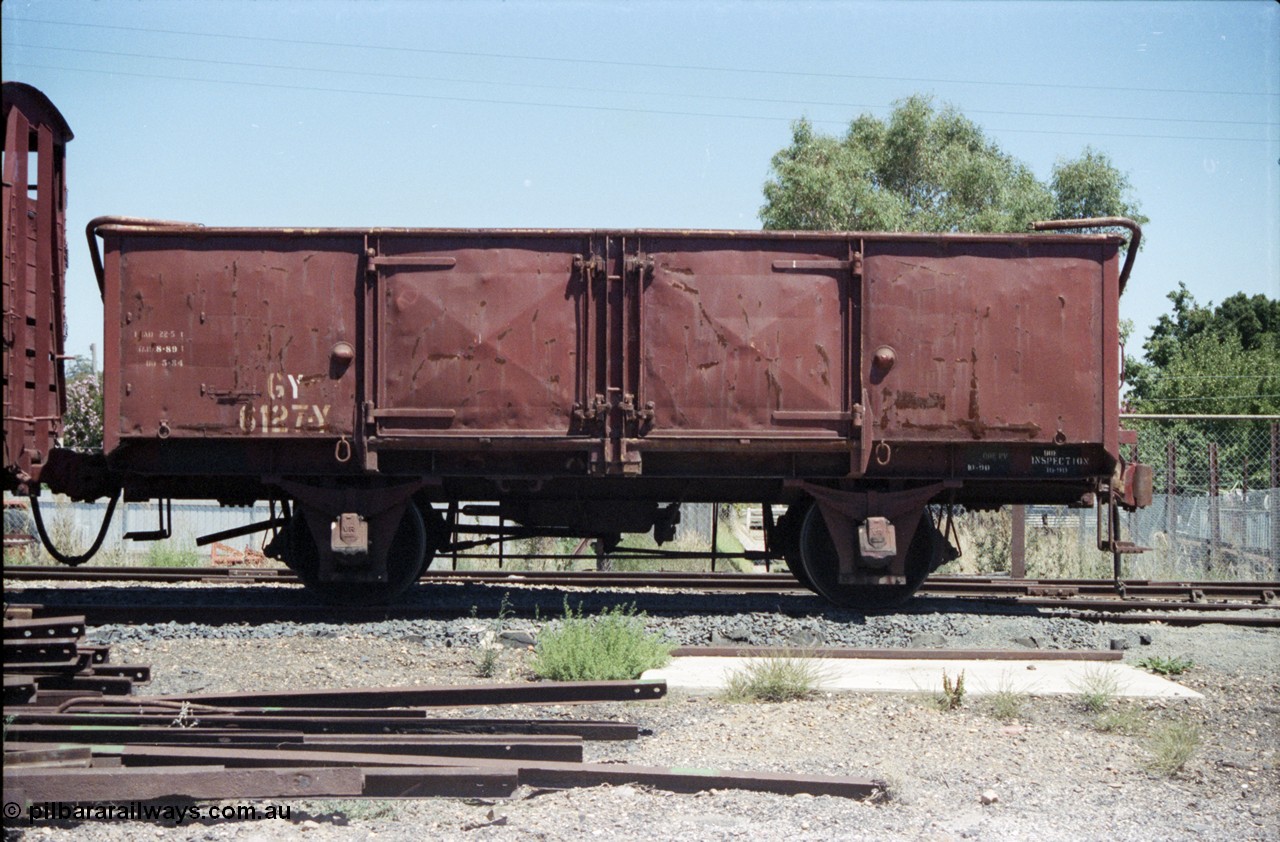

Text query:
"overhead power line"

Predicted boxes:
[[1144, 374, 1279, 381], [5, 61, 1275, 145], [5, 15, 1278, 99], [9, 42, 1277, 129], [1139, 394, 1280, 403]]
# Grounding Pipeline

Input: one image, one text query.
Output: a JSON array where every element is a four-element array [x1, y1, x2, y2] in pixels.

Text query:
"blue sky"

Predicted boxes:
[[3, 0, 1277, 367]]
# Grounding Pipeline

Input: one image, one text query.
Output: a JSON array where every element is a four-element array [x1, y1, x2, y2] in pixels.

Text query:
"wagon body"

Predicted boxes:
[[1, 83, 72, 493], [3, 84, 1149, 608], [95, 222, 1123, 505], [56, 219, 1142, 607]]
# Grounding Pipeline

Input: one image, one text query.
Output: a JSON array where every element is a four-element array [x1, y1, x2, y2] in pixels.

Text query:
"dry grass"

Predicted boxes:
[[722, 652, 828, 703], [1144, 720, 1201, 775]]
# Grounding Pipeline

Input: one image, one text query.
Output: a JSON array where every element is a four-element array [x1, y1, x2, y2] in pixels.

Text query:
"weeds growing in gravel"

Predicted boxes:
[[935, 669, 966, 711], [1135, 655, 1194, 677], [474, 593, 513, 678], [305, 801, 397, 821], [722, 652, 826, 702], [144, 537, 201, 568], [984, 674, 1025, 722], [1094, 704, 1147, 736], [1144, 720, 1201, 776], [1073, 665, 1123, 713], [531, 600, 673, 681]]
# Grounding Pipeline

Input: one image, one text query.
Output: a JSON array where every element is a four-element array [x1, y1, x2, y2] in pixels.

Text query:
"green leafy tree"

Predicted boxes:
[[1126, 285, 1279, 492], [760, 94, 1147, 237], [61, 358, 103, 450], [1128, 284, 1280, 417]]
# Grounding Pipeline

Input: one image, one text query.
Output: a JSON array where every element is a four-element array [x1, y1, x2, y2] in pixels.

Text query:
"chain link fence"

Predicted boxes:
[[1120, 416, 1278, 580], [941, 417, 1278, 582]]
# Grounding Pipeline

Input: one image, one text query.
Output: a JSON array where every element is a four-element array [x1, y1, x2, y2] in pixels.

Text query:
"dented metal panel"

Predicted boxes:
[[862, 239, 1117, 450], [640, 235, 856, 439], [84, 224, 1129, 501], [104, 234, 360, 448], [371, 233, 589, 437]]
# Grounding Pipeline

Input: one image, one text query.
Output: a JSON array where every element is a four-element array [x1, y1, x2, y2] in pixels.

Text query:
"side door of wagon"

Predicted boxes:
[[636, 234, 864, 470], [367, 232, 593, 451]]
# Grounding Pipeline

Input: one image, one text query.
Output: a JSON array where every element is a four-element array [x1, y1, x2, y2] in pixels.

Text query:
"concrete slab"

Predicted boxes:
[[643, 656, 1202, 700]]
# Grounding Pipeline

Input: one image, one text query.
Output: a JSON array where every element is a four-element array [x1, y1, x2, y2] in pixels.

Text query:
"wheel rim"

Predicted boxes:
[[288, 504, 427, 605], [777, 501, 819, 594], [796, 504, 941, 610]]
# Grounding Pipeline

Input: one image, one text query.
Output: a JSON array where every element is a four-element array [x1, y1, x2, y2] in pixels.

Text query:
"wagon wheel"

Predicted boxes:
[[283, 504, 427, 605], [776, 501, 819, 594], [795, 505, 943, 610]]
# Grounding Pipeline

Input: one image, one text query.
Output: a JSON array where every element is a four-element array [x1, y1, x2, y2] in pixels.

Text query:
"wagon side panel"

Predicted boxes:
[[2, 85, 71, 491], [105, 234, 361, 449], [639, 235, 857, 441], [861, 238, 1119, 473], [369, 233, 589, 439]]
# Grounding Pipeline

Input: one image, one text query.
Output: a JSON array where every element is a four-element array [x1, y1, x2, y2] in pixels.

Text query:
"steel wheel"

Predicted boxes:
[[285, 504, 427, 605], [777, 501, 819, 594], [796, 505, 942, 610]]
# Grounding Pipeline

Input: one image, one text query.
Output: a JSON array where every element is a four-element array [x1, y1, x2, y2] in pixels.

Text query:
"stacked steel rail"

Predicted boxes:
[[3, 607, 150, 705], [3, 606, 882, 808]]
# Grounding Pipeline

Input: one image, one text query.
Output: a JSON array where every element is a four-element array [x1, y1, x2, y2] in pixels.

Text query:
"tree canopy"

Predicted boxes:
[[760, 95, 1147, 235], [61, 359, 103, 451], [1127, 284, 1280, 417], [1124, 285, 1278, 495]]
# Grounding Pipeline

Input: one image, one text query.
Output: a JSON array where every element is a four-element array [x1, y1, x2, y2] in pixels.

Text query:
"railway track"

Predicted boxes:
[[6, 565, 1278, 627]]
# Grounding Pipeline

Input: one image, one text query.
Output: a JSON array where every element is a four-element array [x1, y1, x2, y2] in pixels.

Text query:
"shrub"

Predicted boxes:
[[144, 539, 201, 568], [935, 669, 966, 711], [531, 601, 673, 681]]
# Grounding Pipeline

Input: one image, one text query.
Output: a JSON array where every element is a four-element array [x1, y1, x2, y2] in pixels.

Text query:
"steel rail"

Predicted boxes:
[[4, 711, 642, 740], [5, 598, 1275, 630], [11, 741, 882, 800], [6, 564, 1279, 601], [671, 646, 1123, 661], [140, 679, 667, 709]]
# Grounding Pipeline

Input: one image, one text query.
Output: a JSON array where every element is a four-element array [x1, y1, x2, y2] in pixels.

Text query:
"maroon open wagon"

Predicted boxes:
[[3, 82, 1150, 608]]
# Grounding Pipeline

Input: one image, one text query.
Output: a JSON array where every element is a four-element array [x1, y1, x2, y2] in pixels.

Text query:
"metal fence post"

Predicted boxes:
[[1271, 422, 1279, 578], [710, 503, 720, 573], [1010, 505, 1026, 579], [1165, 439, 1177, 568], [1208, 441, 1220, 569]]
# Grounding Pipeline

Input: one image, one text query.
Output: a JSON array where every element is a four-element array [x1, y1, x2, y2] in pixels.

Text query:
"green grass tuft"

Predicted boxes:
[[984, 675, 1025, 722], [1073, 665, 1123, 713], [1094, 705, 1148, 735], [143, 540, 201, 568]]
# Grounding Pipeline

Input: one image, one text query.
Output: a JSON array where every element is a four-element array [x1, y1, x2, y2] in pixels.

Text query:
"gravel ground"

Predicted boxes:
[[4, 579, 1278, 841]]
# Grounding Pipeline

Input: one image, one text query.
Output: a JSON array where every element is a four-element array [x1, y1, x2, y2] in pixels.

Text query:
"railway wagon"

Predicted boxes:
[[3, 82, 1151, 608]]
